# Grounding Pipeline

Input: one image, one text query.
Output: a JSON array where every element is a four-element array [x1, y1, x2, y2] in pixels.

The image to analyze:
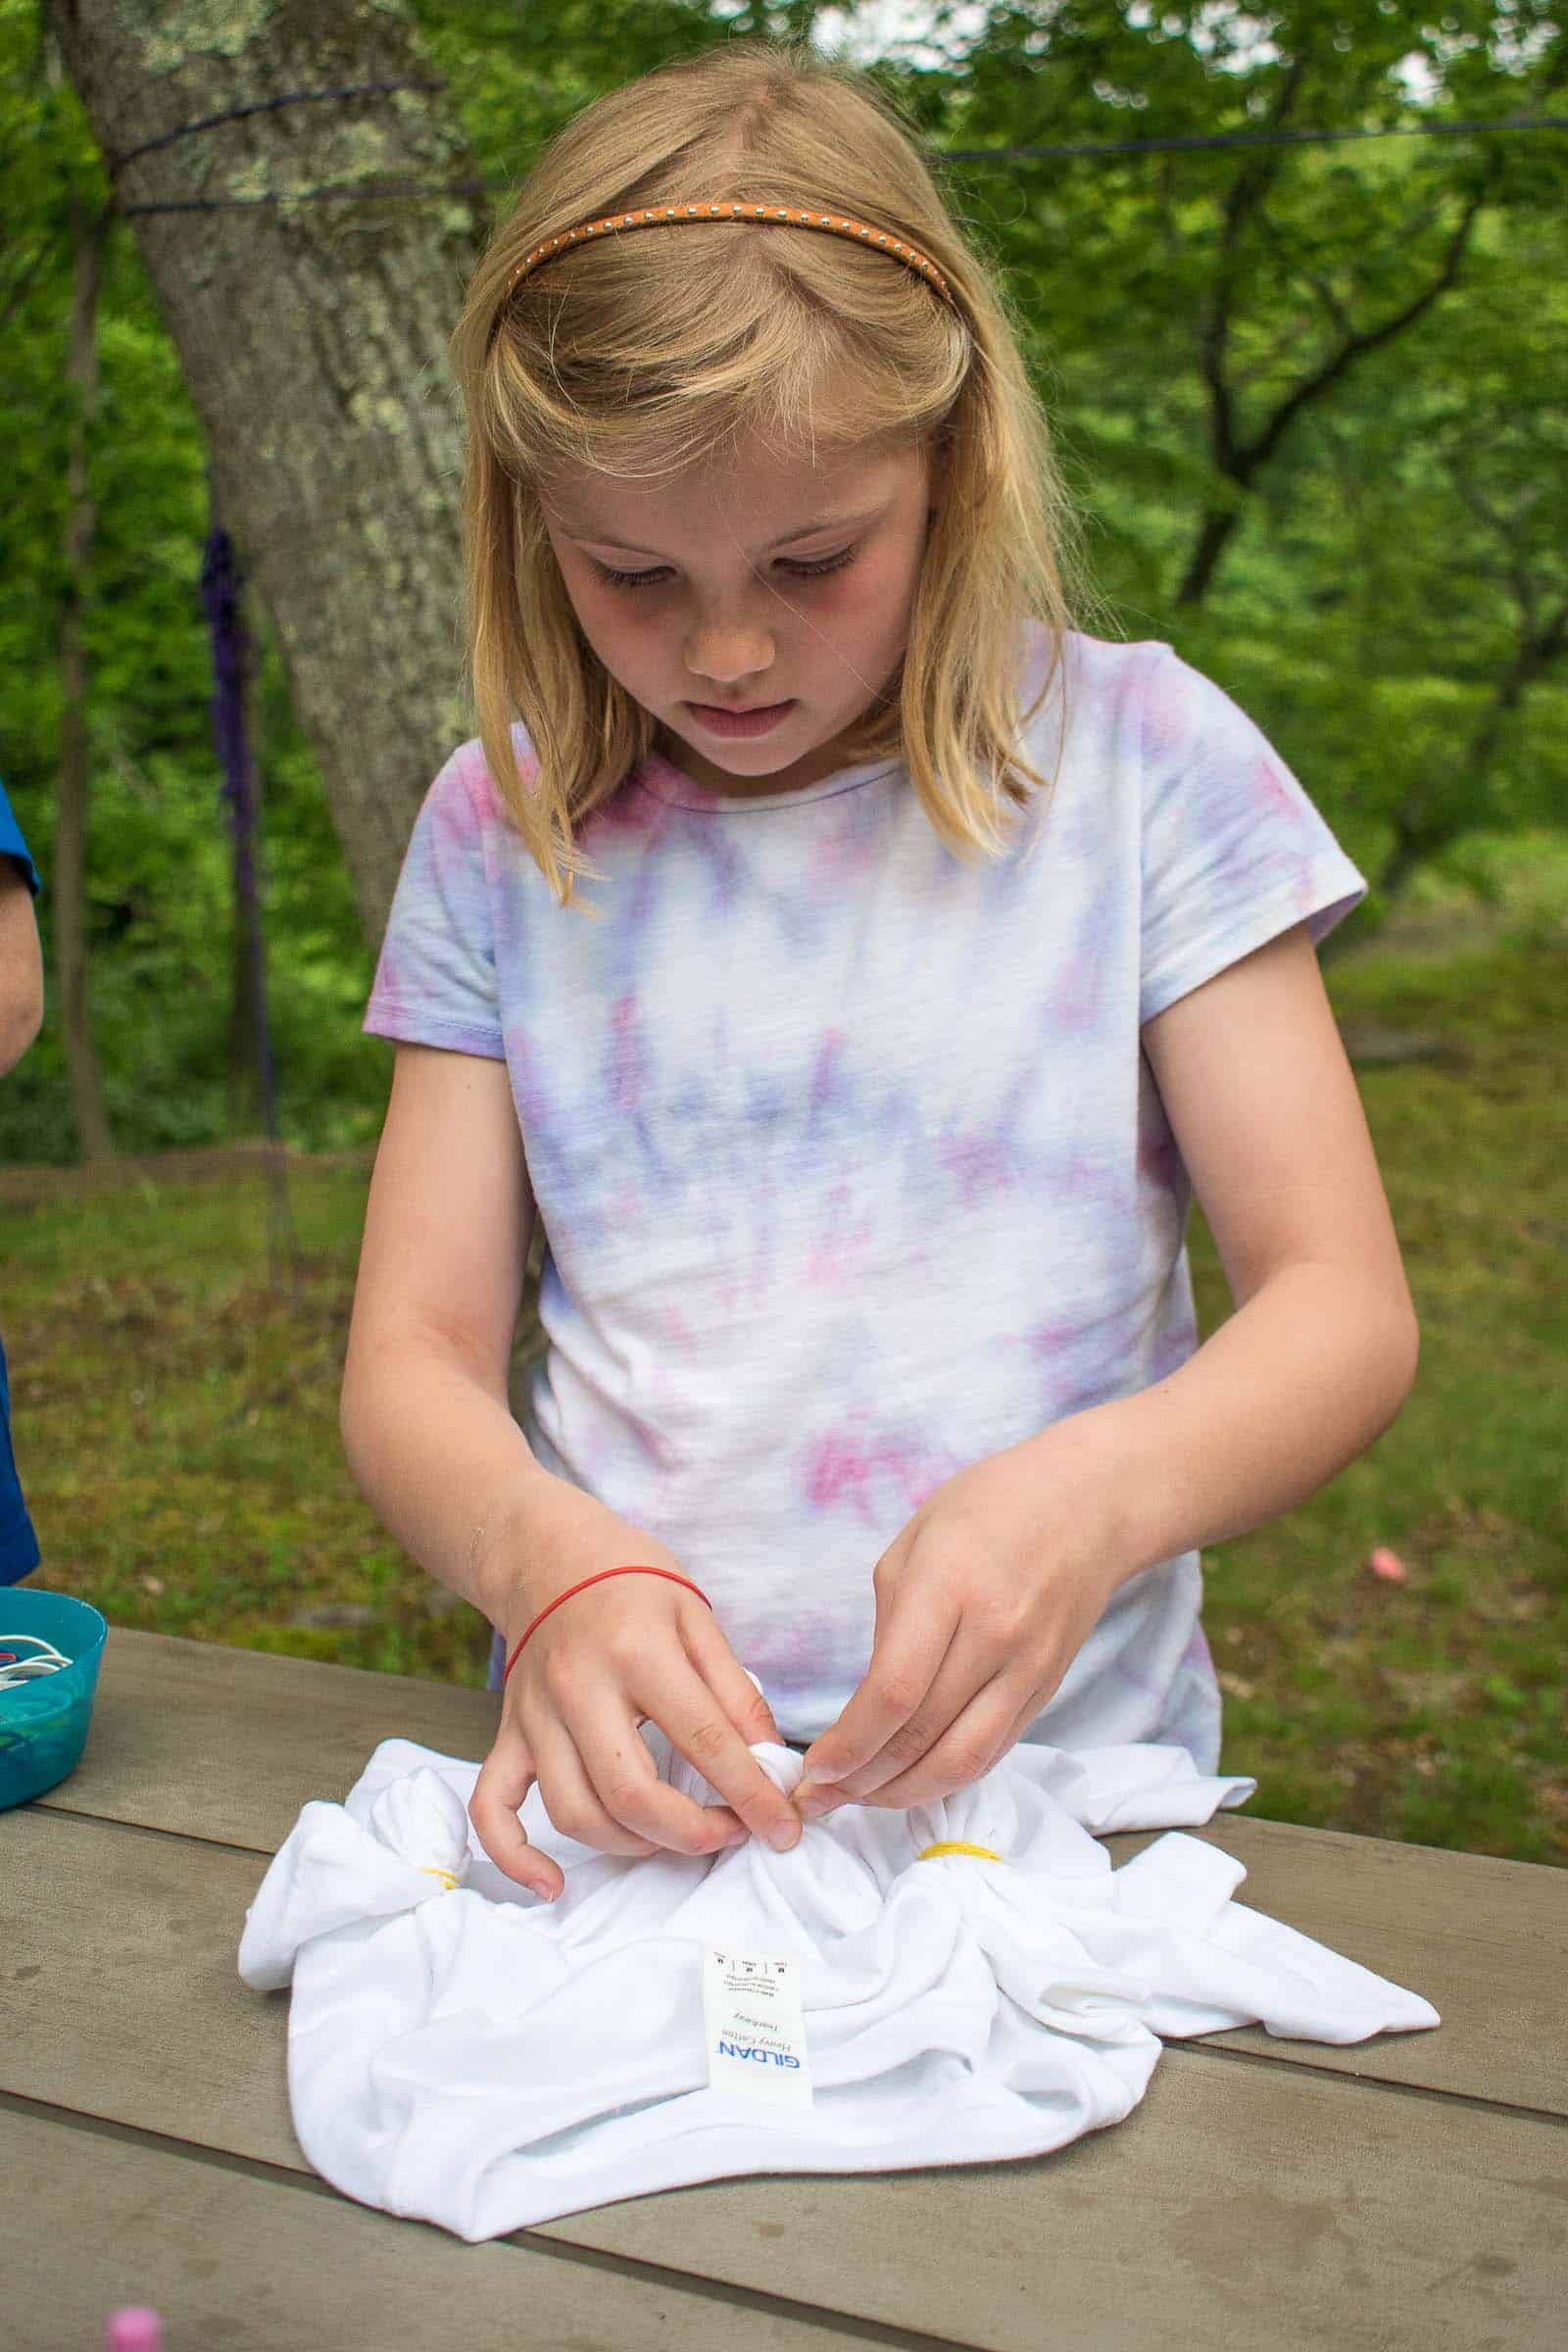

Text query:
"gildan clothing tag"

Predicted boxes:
[[703, 1946, 813, 2107]]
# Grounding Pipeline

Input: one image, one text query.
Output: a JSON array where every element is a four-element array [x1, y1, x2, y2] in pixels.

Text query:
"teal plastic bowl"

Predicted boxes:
[[0, 1587, 109, 1810]]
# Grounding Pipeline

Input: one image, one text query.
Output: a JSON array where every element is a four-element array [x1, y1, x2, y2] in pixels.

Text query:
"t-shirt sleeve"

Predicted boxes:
[[0, 775, 41, 898], [363, 744, 506, 1059], [1138, 646, 1368, 1028]]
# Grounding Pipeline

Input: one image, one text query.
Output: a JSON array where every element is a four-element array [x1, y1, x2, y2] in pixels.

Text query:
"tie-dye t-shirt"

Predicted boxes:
[[364, 623, 1367, 1770]]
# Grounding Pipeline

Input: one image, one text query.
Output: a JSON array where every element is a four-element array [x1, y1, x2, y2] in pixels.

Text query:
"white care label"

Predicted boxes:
[[702, 1944, 813, 2108]]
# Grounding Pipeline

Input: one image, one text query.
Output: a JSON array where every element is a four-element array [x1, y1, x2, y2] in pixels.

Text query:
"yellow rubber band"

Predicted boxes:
[[916, 1840, 1003, 1863], [419, 1866, 462, 1891]]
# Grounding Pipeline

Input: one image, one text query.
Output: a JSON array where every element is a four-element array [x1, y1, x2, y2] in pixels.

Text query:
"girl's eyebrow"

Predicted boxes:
[[558, 501, 887, 558]]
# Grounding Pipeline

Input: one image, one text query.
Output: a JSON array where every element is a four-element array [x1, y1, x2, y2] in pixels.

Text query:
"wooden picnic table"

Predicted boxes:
[[1, 1629, 1564, 2350]]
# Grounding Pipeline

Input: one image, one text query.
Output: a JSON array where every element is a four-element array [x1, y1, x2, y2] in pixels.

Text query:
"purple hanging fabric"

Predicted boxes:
[[200, 510, 298, 1286]]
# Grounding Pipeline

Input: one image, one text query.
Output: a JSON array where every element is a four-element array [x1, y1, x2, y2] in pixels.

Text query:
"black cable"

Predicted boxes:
[[940, 109, 1568, 162], [105, 76, 448, 176], [121, 173, 501, 217], [111, 105, 1568, 218]]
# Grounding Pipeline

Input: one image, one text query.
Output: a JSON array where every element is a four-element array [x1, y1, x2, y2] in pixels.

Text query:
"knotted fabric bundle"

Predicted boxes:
[[238, 1706, 1439, 2244]]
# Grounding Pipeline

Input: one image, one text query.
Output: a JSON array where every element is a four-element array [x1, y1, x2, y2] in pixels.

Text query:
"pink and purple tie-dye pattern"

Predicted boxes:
[[366, 625, 1367, 1769]]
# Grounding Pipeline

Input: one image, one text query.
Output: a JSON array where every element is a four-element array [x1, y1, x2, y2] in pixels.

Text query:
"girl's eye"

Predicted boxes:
[[591, 546, 858, 592]]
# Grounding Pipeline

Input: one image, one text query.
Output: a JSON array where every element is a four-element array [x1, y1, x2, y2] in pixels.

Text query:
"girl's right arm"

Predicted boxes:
[[340, 1042, 560, 1618], [340, 1042, 802, 1895]]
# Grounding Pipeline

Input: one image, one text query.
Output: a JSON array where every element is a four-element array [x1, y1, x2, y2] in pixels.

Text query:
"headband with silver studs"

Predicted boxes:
[[499, 202, 957, 316]]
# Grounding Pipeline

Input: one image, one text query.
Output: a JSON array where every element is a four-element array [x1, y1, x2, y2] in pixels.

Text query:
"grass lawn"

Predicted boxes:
[[2, 848, 1563, 1864]]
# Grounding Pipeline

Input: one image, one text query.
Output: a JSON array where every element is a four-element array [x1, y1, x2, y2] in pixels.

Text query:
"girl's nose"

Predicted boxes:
[[683, 618, 776, 680]]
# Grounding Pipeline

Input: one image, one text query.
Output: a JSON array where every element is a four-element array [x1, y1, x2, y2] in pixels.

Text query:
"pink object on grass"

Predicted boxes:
[[106, 2312, 162, 2351]]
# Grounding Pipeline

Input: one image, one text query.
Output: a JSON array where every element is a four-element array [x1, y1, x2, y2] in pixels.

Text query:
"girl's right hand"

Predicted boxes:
[[468, 1490, 805, 1899]]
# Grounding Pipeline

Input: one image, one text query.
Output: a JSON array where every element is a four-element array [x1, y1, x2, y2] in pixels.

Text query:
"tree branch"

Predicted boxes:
[[1195, 41, 1316, 476], [1237, 160, 1500, 484]]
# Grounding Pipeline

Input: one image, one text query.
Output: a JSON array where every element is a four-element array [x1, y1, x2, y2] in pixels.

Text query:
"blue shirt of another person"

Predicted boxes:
[[0, 770, 42, 1583]]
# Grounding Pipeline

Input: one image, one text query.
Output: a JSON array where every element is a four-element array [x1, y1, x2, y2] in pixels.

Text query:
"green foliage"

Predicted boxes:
[[1, 0, 1565, 1161]]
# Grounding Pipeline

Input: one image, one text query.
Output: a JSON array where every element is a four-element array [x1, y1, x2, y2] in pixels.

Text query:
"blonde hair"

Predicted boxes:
[[449, 35, 1104, 913]]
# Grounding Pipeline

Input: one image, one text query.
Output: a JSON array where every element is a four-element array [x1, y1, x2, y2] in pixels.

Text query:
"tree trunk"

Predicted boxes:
[[57, 173, 114, 1161], [45, 0, 488, 946]]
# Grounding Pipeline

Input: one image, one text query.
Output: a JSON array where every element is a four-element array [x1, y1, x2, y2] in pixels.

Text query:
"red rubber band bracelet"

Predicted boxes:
[[502, 1564, 712, 1686]]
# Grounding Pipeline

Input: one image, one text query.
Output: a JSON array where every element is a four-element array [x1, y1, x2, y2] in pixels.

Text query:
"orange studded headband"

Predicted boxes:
[[498, 201, 958, 317]]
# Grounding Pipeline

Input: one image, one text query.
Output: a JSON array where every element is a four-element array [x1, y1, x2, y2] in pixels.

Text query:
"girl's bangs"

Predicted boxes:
[[486, 240, 952, 487]]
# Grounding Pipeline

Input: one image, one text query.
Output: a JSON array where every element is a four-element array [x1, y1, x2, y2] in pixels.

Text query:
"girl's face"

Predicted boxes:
[[539, 431, 941, 799]]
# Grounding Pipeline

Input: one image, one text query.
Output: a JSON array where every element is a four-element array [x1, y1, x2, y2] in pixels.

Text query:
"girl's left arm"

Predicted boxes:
[[796, 919, 1419, 1816], [1091, 912, 1420, 1562]]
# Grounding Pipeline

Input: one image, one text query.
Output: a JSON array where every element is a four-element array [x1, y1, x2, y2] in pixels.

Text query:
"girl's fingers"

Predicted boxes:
[[1004, 1687, 1054, 1750], [677, 1595, 786, 1750], [528, 1705, 670, 1858], [819, 1675, 1038, 1815], [566, 1656, 802, 1856], [467, 1716, 570, 1899], [546, 1678, 749, 1858], [807, 1632, 996, 1805], [796, 1595, 958, 1793], [473, 1654, 1049, 1886]]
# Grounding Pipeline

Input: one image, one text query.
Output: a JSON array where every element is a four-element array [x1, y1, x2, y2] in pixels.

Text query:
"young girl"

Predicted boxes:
[[341, 39, 1418, 1905]]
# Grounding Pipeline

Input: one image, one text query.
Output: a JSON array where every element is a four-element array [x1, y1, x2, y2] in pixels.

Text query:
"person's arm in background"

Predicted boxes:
[[0, 858, 44, 1076]]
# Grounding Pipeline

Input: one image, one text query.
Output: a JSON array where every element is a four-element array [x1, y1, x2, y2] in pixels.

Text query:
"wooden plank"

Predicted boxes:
[[34, 1629, 1568, 2117], [0, 2104, 874, 2352], [3, 1807, 1564, 2352], [30, 1625, 503, 1848], [1101, 1815, 1568, 2116]]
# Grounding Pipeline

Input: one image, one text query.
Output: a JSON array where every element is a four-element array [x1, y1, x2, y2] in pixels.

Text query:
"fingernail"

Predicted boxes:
[[768, 1821, 801, 1852]]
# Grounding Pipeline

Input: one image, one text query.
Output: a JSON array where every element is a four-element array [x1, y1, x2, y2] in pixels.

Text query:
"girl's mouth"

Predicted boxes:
[[687, 700, 795, 738]]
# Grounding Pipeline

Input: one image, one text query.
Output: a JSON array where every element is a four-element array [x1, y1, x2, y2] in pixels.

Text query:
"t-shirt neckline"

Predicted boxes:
[[634, 745, 903, 813]]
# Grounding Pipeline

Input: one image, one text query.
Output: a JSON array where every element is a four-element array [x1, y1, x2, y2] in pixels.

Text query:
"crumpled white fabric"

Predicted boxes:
[[238, 1702, 1440, 2244]]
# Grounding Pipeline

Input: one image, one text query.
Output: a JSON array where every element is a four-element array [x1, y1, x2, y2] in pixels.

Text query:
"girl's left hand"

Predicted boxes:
[[792, 1432, 1131, 1819]]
